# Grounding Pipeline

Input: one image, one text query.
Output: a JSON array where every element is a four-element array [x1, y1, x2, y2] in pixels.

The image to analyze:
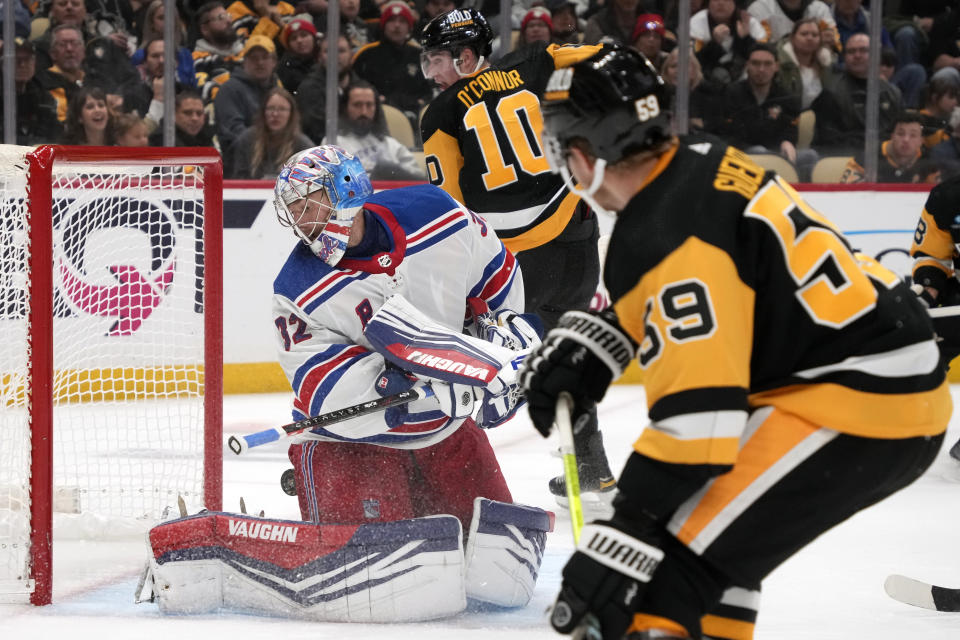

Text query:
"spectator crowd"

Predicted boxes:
[[3, 0, 960, 182]]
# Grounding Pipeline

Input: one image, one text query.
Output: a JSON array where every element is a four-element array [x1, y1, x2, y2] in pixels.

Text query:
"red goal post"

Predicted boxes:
[[0, 145, 223, 605]]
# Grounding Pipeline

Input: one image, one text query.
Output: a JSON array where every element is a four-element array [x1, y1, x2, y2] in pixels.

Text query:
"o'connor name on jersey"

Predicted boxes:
[[457, 69, 524, 107]]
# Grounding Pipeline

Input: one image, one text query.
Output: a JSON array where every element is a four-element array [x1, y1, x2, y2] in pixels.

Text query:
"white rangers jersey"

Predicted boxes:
[[272, 183, 524, 449]]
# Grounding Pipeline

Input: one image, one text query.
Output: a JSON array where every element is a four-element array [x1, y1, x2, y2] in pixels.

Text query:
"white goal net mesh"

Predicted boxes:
[[0, 146, 217, 600]]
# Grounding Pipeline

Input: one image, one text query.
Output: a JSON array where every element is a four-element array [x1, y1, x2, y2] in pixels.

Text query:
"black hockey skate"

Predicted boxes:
[[549, 427, 617, 516]]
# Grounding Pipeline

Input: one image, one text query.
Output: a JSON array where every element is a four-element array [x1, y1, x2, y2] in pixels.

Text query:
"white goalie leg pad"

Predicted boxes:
[[148, 512, 466, 621], [463, 497, 553, 607], [150, 558, 224, 614]]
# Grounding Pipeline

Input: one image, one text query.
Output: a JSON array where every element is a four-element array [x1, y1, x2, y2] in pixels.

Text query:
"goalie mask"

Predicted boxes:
[[274, 145, 373, 266], [419, 8, 493, 81], [541, 46, 670, 215]]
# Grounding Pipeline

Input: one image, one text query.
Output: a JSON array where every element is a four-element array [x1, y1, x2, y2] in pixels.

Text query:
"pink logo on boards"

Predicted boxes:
[[59, 262, 176, 336], [55, 196, 182, 336]]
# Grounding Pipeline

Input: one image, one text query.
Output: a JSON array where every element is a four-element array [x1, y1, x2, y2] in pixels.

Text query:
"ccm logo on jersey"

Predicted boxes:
[[228, 519, 299, 543], [407, 349, 494, 382]]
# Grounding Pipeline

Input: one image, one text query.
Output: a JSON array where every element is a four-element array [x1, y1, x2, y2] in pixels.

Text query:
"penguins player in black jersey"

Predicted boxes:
[[521, 45, 951, 640], [419, 8, 617, 506]]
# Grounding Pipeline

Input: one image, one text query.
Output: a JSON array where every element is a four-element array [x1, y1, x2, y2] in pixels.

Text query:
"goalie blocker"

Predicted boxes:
[[140, 498, 553, 620]]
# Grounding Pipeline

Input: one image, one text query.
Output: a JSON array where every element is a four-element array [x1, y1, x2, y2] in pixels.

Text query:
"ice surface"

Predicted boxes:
[[4, 385, 960, 639]]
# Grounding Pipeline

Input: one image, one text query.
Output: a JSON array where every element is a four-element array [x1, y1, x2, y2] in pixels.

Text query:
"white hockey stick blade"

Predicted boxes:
[[134, 562, 155, 604], [884, 574, 960, 612]]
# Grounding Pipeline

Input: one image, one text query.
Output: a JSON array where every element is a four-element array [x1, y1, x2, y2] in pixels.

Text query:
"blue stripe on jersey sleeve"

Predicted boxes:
[[466, 247, 517, 311], [366, 184, 462, 233], [273, 242, 336, 300], [405, 219, 470, 256], [291, 344, 355, 392], [486, 282, 512, 310], [301, 271, 370, 315], [309, 350, 373, 417], [487, 267, 517, 310]]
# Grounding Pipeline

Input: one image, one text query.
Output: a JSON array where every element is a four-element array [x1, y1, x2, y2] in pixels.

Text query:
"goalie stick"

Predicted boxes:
[[226, 386, 434, 455], [884, 574, 960, 612]]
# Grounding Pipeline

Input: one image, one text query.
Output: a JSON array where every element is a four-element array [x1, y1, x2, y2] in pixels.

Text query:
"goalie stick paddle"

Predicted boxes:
[[884, 574, 960, 612], [227, 386, 434, 455]]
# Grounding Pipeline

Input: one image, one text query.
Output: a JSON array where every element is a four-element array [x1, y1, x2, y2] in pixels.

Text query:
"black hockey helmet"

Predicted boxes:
[[541, 46, 671, 168], [419, 7, 493, 59]]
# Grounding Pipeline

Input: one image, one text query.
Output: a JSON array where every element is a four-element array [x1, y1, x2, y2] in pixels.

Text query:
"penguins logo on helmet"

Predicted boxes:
[[541, 46, 671, 216]]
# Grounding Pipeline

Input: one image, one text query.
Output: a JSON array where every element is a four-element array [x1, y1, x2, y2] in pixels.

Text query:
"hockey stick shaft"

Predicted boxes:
[[556, 391, 585, 543], [227, 386, 434, 455], [554, 393, 602, 640]]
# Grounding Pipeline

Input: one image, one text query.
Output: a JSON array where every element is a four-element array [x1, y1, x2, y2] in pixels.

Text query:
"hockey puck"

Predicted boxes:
[[280, 468, 297, 496]]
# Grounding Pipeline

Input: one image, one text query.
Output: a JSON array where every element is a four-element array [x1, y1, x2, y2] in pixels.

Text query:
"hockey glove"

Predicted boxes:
[[520, 310, 636, 438], [375, 365, 476, 420], [373, 364, 418, 396], [467, 298, 544, 351], [433, 381, 479, 419], [476, 384, 524, 429], [551, 516, 664, 639]]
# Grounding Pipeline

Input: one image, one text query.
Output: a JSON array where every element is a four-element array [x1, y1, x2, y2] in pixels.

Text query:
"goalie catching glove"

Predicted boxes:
[[551, 514, 664, 639], [520, 310, 636, 437]]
